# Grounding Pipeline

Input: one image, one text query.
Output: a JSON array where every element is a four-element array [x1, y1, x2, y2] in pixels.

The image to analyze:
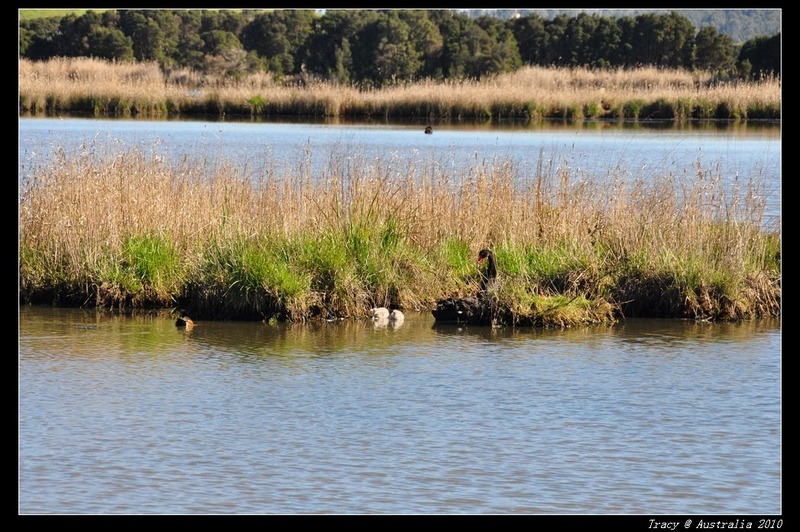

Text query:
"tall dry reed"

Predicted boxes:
[[19, 58, 781, 120]]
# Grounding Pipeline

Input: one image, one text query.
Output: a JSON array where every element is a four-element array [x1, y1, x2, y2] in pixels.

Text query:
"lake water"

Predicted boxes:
[[18, 117, 782, 515], [19, 306, 781, 515]]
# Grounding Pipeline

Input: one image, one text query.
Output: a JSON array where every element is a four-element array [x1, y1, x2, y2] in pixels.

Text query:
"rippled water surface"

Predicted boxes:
[[19, 307, 781, 514]]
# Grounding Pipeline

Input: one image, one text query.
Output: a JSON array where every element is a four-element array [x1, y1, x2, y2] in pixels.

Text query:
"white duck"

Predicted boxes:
[[371, 307, 390, 320]]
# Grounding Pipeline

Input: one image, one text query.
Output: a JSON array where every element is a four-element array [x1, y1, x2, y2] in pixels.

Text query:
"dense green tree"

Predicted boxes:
[[474, 16, 522, 74], [615, 15, 638, 66], [201, 29, 242, 57], [305, 10, 377, 83], [372, 13, 424, 84], [694, 26, 736, 74], [737, 32, 780, 79], [349, 12, 406, 85], [542, 14, 570, 65], [55, 11, 102, 57], [118, 10, 167, 62], [147, 10, 180, 65], [19, 27, 35, 56], [19, 16, 61, 59], [200, 9, 245, 34], [561, 13, 599, 66], [241, 10, 315, 77], [430, 10, 496, 79], [86, 26, 134, 61], [397, 10, 443, 79], [508, 12, 548, 66], [586, 16, 622, 67], [619, 12, 695, 67], [173, 10, 205, 70], [100, 10, 122, 29]]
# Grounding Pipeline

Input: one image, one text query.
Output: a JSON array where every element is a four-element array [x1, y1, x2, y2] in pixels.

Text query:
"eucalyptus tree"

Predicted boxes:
[[55, 11, 102, 57], [542, 14, 570, 65], [397, 10, 443, 79], [85, 26, 134, 61], [693, 26, 736, 75], [586, 15, 623, 67], [172, 10, 206, 70], [508, 12, 548, 66], [240, 10, 316, 78], [429, 10, 501, 79], [199, 29, 247, 78], [305, 10, 379, 84], [19, 15, 61, 59], [737, 32, 780, 79], [352, 10, 427, 85], [474, 15, 522, 75], [560, 12, 599, 66], [118, 10, 173, 63], [625, 11, 694, 68], [199, 9, 246, 34]]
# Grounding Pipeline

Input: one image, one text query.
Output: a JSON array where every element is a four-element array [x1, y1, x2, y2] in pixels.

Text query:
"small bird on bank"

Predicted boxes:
[[175, 315, 194, 331], [424, 125, 432, 134]]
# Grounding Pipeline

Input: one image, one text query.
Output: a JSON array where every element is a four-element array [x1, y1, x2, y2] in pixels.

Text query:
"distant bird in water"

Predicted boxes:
[[477, 248, 497, 291], [175, 315, 194, 331], [424, 125, 432, 134], [389, 309, 404, 322]]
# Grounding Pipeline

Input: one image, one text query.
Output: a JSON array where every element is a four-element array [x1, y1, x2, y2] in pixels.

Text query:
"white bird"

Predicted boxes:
[[389, 309, 404, 322], [371, 307, 390, 320]]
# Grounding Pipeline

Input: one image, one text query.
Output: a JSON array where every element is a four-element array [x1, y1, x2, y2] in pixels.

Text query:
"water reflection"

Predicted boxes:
[[19, 112, 781, 136], [20, 306, 780, 358]]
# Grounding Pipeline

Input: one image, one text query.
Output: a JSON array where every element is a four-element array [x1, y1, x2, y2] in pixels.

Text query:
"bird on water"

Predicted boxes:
[[424, 125, 432, 134], [175, 315, 194, 331]]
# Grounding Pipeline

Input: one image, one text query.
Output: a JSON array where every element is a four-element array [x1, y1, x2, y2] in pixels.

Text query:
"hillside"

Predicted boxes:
[[465, 9, 781, 43]]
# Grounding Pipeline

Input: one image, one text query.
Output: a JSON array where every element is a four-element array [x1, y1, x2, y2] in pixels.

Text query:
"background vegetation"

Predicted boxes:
[[19, 9, 781, 88]]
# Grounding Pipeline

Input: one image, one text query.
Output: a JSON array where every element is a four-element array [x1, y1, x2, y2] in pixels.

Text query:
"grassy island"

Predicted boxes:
[[19, 58, 781, 121], [18, 140, 781, 327]]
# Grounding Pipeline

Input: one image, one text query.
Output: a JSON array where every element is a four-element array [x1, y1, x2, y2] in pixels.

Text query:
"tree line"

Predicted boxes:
[[464, 9, 781, 45], [19, 9, 780, 86]]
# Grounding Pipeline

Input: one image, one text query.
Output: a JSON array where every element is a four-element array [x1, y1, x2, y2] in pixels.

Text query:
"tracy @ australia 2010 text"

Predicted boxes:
[[649, 518, 783, 530]]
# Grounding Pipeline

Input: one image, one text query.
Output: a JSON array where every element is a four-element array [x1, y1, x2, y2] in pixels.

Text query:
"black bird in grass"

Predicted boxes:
[[477, 248, 497, 291], [432, 249, 499, 325]]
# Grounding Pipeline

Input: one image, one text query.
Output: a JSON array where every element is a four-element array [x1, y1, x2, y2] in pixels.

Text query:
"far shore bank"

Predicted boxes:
[[19, 58, 781, 122]]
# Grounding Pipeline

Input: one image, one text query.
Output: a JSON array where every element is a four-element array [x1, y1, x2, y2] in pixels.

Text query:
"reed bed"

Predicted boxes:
[[18, 141, 781, 326], [19, 58, 781, 120]]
